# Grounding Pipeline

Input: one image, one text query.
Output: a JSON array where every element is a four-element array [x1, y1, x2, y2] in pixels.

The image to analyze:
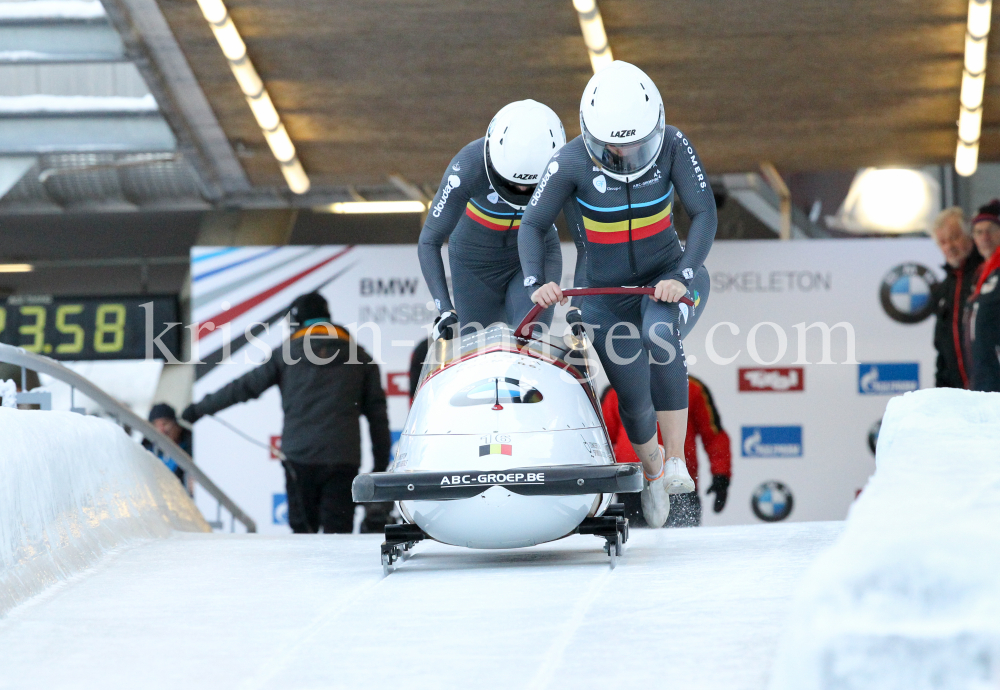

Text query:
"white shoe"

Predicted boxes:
[[640, 451, 671, 528], [663, 456, 695, 494]]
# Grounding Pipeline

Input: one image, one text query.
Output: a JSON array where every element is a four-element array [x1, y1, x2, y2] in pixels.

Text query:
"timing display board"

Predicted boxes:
[[0, 295, 180, 361]]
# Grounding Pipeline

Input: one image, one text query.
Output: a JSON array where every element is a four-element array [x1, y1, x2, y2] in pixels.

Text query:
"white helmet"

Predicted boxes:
[[485, 100, 566, 209], [580, 61, 665, 183]]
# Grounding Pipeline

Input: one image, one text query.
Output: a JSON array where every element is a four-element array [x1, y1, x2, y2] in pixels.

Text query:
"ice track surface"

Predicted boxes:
[[0, 522, 841, 690]]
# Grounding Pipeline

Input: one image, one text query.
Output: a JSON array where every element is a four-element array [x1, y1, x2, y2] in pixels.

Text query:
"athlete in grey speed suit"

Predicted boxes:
[[418, 137, 569, 331], [520, 62, 716, 525]]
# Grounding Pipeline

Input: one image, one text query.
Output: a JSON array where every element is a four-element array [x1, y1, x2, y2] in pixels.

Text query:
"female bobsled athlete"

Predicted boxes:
[[519, 61, 717, 528], [419, 100, 583, 337]]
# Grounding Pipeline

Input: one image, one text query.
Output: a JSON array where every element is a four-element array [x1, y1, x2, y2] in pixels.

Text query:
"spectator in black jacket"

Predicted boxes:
[[968, 201, 1000, 392], [932, 207, 983, 388], [182, 292, 391, 534]]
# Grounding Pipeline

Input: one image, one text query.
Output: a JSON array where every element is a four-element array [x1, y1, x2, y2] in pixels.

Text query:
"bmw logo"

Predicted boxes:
[[880, 263, 939, 323], [868, 419, 882, 456], [751, 481, 794, 522]]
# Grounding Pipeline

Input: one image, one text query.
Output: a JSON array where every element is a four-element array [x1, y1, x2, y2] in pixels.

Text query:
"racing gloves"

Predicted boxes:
[[706, 474, 730, 513], [565, 306, 585, 338], [181, 404, 203, 425], [433, 310, 459, 340]]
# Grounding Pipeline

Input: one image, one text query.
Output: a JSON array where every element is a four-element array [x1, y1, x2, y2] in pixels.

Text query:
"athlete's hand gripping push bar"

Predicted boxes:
[[515, 287, 696, 339]]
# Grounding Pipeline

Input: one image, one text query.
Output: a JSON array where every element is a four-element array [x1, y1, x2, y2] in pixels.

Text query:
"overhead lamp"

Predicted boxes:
[[961, 70, 986, 110], [195, 0, 310, 193], [956, 140, 980, 177], [572, 0, 613, 73], [318, 201, 429, 214], [829, 168, 941, 234], [956, 0, 992, 177], [0, 263, 34, 273]]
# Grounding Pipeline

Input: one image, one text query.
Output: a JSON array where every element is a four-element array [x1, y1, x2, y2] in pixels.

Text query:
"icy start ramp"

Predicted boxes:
[[0, 523, 841, 690], [0, 408, 208, 616]]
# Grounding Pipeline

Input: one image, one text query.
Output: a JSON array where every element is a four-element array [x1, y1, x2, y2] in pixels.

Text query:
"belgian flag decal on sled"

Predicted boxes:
[[479, 444, 513, 456]]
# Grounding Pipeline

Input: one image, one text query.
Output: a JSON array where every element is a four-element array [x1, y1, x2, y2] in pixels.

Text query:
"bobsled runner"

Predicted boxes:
[[352, 287, 695, 574]]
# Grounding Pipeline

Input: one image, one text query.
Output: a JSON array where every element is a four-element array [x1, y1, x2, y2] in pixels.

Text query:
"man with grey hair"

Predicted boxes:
[[931, 207, 982, 388]]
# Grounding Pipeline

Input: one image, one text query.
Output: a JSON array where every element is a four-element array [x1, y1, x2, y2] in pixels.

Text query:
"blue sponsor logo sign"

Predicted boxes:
[[272, 493, 288, 525], [741, 426, 803, 457], [858, 362, 919, 395]]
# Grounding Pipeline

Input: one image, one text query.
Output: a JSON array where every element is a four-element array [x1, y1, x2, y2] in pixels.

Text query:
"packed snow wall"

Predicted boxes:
[[0, 409, 209, 617], [768, 389, 1000, 689]]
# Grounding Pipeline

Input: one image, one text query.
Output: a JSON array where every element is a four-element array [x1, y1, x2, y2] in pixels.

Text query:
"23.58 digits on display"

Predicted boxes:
[[0, 295, 180, 361]]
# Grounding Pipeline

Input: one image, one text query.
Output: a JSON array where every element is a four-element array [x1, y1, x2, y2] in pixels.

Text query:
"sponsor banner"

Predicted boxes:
[[857, 362, 920, 395], [739, 367, 804, 392], [190, 238, 941, 532], [272, 493, 288, 525], [683, 238, 940, 527], [741, 426, 803, 457]]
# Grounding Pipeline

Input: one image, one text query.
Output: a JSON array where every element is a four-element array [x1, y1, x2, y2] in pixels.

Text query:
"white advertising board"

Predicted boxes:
[[190, 239, 943, 532]]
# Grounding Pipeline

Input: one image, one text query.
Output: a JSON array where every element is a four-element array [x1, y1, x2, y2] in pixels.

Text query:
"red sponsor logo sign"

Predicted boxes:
[[269, 435, 282, 460], [386, 372, 410, 396], [739, 367, 804, 392]]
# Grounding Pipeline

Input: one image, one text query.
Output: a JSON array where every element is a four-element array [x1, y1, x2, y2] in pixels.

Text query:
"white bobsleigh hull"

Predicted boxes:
[[394, 341, 615, 549]]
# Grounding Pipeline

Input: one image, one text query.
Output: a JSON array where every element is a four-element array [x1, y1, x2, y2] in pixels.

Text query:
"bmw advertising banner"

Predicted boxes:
[[683, 238, 941, 527], [190, 238, 941, 533]]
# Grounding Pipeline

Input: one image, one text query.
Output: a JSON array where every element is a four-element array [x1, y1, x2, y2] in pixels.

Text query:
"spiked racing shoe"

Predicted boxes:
[[663, 456, 695, 495], [640, 462, 671, 528]]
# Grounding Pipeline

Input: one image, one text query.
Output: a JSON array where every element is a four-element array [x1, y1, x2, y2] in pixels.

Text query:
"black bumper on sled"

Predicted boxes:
[[352, 463, 643, 503]]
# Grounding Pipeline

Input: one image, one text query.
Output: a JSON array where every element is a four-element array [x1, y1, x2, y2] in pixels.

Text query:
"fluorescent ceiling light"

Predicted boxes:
[[969, 0, 993, 37], [957, 0, 992, 177], [0, 263, 33, 273], [318, 201, 428, 214], [956, 140, 980, 176], [961, 70, 986, 109], [959, 107, 983, 143], [281, 159, 311, 195], [572, 0, 613, 74], [195, 0, 310, 193], [965, 34, 989, 73], [262, 124, 296, 163], [230, 59, 264, 99]]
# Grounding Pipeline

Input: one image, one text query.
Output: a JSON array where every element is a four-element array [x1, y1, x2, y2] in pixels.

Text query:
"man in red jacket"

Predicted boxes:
[[602, 376, 732, 527]]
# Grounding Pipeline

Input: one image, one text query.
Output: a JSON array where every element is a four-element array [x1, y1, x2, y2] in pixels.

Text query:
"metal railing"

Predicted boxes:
[[0, 343, 256, 533]]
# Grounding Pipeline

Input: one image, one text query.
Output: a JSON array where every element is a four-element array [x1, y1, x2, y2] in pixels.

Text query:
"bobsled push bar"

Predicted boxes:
[[515, 286, 695, 338], [352, 463, 643, 503]]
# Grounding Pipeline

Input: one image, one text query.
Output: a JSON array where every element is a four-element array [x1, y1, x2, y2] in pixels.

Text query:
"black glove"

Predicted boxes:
[[565, 306, 585, 338], [432, 310, 459, 340], [706, 474, 730, 513], [180, 404, 203, 425]]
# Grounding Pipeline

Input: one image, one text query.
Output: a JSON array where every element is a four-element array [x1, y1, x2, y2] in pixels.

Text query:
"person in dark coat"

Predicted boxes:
[[143, 402, 192, 493], [967, 201, 1000, 392], [931, 207, 983, 389], [182, 292, 392, 534]]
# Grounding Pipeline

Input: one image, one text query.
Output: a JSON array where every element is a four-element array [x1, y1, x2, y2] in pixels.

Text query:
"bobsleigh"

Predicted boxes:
[[352, 287, 695, 574]]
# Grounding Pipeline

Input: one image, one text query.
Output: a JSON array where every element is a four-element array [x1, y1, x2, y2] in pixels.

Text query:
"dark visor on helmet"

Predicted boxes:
[[485, 140, 535, 209], [582, 107, 665, 177]]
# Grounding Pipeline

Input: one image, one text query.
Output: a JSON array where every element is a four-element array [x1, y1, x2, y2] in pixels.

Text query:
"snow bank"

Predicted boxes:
[[0, 409, 208, 617], [768, 389, 1000, 690]]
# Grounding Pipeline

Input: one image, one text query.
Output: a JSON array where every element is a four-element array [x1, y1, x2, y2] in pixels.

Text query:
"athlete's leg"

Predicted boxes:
[[585, 295, 661, 476], [677, 265, 711, 341], [641, 293, 695, 493], [449, 250, 508, 330]]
